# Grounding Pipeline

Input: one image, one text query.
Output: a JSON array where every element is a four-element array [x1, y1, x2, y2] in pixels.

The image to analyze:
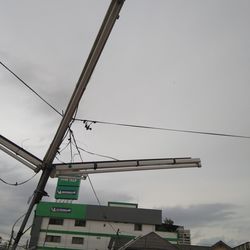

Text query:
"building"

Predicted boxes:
[[29, 201, 186, 250], [108, 232, 178, 250], [234, 242, 250, 250], [108, 232, 249, 250], [177, 227, 191, 245]]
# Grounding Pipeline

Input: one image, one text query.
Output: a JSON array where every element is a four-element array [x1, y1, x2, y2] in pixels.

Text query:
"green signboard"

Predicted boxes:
[[36, 202, 86, 219], [57, 177, 81, 187], [55, 185, 79, 200], [55, 177, 81, 200]]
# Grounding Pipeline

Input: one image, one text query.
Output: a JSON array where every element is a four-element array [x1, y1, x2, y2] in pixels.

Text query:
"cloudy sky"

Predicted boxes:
[[0, 0, 250, 247]]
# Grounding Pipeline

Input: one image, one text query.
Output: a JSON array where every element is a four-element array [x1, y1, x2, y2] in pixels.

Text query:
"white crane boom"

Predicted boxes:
[[54, 157, 201, 177]]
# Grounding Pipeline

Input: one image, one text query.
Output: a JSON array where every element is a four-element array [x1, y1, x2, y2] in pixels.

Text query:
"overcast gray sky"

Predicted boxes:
[[0, 0, 250, 246]]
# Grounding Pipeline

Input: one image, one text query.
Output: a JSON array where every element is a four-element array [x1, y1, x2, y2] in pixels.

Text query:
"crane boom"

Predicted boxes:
[[54, 157, 201, 177]]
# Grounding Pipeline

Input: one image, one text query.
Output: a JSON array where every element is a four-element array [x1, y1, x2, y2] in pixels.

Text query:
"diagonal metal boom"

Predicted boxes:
[[43, 0, 125, 165], [11, 1, 126, 249], [0, 135, 42, 171]]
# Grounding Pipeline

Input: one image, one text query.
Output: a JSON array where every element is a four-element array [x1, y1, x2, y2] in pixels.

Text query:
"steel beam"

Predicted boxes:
[[0, 135, 42, 170], [43, 0, 125, 165], [0, 145, 37, 171], [54, 157, 201, 177]]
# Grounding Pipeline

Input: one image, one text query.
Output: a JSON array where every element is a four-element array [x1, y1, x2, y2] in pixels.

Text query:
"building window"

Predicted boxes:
[[72, 237, 84, 245], [48, 218, 64, 225], [75, 219, 86, 227], [45, 235, 61, 243], [134, 223, 142, 231]]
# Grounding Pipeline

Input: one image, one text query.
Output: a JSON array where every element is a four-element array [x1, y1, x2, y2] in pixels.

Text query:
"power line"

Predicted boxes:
[[58, 127, 118, 161], [69, 130, 73, 163], [22, 225, 32, 235], [75, 118, 250, 139], [2, 60, 248, 140], [0, 173, 38, 186], [70, 130, 118, 234], [0, 60, 62, 116], [72, 143, 119, 161], [58, 141, 71, 155], [8, 213, 27, 249], [70, 132, 104, 208]]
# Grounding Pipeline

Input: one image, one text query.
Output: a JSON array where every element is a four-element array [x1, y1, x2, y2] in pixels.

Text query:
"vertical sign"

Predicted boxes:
[[55, 177, 81, 200]]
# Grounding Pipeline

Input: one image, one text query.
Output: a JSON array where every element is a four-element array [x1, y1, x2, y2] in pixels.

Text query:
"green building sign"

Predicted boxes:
[[36, 202, 86, 219]]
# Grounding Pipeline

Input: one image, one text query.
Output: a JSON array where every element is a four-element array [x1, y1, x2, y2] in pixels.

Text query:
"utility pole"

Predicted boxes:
[[11, 1, 125, 248]]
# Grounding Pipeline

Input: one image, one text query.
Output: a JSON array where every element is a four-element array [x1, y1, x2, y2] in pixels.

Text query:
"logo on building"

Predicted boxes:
[[56, 190, 77, 195], [50, 207, 72, 213]]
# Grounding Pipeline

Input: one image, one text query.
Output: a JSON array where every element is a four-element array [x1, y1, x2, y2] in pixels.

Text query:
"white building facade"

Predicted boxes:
[[29, 201, 180, 250]]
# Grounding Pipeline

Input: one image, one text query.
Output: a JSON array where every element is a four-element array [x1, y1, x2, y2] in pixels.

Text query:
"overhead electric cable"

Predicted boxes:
[[74, 144, 119, 161], [68, 120, 119, 161], [22, 225, 32, 235], [2, 60, 248, 140], [75, 118, 250, 139], [69, 131, 73, 163], [0, 173, 38, 186], [70, 130, 117, 233], [58, 141, 71, 155], [8, 213, 27, 249], [0, 60, 62, 116], [70, 131, 103, 206], [55, 156, 66, 164]]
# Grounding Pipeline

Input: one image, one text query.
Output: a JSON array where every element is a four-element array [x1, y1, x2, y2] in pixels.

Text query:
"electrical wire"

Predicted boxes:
[[8, 213, 27, 249], [2, 60, 249, 140], [69, 131, 73, 163], [75, 118, 250, 139], [58, 141, 71, 155], [73, 144, 119, 161], [21, 225, 32, 236], [70, 131, 103, 208], [70, 130, 118, 233], [0, 173, 38, 186], [68, 123, 119, 161], [0, 60, 62, 116], [58, 106, 79, 153]]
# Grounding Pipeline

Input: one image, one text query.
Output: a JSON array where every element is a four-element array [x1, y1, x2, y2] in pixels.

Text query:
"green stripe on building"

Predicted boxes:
[[164, 237, 178, 242], [40, 229, 134, 239], [40, 229, 178, 242]]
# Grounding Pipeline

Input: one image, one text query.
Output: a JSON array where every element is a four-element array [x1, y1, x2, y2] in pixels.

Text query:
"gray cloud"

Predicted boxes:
[[0, 49, 73, 118], [0, 176, 40, 242], [161, 203, 250, 246], [161, 203, 237, 227]]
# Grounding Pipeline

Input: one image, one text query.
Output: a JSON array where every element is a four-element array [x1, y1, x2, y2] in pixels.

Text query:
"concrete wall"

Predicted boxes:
[[37, 218, 177, 250]]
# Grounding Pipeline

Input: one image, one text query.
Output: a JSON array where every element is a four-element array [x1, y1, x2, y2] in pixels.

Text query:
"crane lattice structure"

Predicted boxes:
[[0, 1, 201, 249]]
